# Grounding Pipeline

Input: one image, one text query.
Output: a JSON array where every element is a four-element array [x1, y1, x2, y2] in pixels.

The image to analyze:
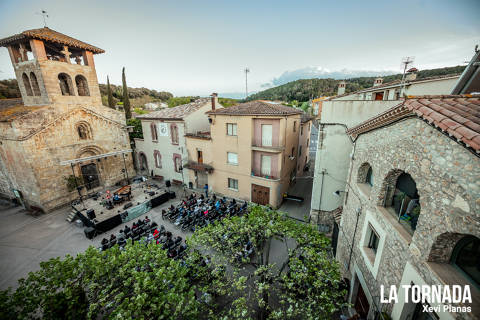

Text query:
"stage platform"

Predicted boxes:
[[73, 178, 177, 224]]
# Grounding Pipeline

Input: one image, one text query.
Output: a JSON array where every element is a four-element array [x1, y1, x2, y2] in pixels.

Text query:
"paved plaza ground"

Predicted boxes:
[[0, 164, 314, 291]]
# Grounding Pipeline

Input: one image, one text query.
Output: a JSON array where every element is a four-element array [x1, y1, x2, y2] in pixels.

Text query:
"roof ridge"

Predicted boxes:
[[347, 97, 480, 153]]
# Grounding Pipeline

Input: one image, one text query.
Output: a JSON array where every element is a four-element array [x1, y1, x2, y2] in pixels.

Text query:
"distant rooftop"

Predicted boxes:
[[137, 98, 210, 120], [330, 74, 461, 100], [207, 100, 302, 116], [0, 27, 104, 54]]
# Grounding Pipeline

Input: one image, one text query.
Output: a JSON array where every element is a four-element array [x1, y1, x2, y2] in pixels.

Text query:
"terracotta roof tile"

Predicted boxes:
[[0, 27, 104, 54], [347, 95, 480, 153], [137, 98, 211, 120], [207, 100, 303, 116]]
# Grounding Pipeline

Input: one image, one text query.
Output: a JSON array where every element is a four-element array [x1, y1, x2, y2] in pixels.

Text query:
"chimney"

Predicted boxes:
[[337, 81, 346, 95], [373, 77, 383, 87], [210, 92, 218, 111], [405, 67, 418, 81]]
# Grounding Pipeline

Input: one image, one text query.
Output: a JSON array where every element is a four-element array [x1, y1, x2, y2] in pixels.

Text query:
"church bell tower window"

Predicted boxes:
[[58, 73, 74, 96], [75, 75, 90, 96]]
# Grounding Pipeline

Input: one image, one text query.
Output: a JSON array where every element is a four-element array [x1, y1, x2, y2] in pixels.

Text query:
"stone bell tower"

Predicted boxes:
[[0, 27, 104, 107]]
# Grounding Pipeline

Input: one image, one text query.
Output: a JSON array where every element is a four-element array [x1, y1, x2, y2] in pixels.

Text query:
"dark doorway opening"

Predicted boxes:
[[81, 163, 100, 190]]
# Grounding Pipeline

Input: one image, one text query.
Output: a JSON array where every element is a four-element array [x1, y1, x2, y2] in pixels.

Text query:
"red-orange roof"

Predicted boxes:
[[0, 27, 104, 54], [207, 100, 302, 116], [347, 95, 480, 152]]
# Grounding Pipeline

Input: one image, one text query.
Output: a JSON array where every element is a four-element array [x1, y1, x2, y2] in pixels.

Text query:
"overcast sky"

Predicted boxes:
[[0, 0, 479, 97]]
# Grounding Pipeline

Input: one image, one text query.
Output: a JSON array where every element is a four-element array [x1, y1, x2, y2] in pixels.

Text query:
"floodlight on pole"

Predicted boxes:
[[244, 67, 250, 99], [400, 56, 415, 94]]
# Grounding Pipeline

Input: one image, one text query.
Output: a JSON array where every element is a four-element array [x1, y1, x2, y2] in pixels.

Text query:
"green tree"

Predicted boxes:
[[218, 98, 238, 108], [107, 76, 115, 109], [167, 96, 197, 108], [122, 67, 132, 119], [189, 204, 347, 320], [0, 241, 214, 319]]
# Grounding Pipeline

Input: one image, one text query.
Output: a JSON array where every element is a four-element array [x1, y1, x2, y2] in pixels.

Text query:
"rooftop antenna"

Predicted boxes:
[[36, 10, 49, 27], [244, 67, 250, 99], [400, 56, 415, 94]]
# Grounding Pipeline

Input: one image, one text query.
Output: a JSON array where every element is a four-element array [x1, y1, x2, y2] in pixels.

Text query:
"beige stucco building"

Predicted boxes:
[[0, 27, 134, 212], [184, 101, 312, 208]]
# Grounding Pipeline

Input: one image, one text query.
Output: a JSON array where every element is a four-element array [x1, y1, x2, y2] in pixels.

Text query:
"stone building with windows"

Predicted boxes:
[[184, 101, 311, 208], [335, 95, 480, 319], [0, 27, 134, 212], [134, 95, 221, 185], [310, 73, 466, 228]]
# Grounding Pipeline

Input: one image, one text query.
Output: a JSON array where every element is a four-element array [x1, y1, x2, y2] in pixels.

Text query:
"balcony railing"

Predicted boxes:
[[251, 169, 279, 181], [183, 161, 214, 173]]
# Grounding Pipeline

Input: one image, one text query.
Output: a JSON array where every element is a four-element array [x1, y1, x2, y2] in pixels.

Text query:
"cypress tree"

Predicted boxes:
[[122, 67, 132, 119], [107, 76, 115, 109]]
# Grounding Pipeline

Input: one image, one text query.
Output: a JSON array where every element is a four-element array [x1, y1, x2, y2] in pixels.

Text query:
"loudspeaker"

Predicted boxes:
[[165, 180, 171, 188], [86, 209, 96, 220], [84, 227, 96, 239]]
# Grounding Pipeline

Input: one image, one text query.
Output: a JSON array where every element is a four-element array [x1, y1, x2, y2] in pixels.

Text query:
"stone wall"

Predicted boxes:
[[336, 117, 480, 319], [0, 106, 134, 212]]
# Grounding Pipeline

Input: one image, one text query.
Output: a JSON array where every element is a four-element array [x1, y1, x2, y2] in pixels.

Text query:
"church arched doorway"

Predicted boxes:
[[81, 163, 100, 190], [138, 152, 148, 175]]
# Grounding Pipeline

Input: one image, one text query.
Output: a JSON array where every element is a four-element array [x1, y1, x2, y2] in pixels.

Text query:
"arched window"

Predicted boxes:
[[30, 72, 41, 96], [170, 124, 179, 144], [173, 153, 182, 172], [380, 170, 420, 235], [139, 152, 148, 172], [366, 167, 373, 186], [357, 162, 373, 187], [151, 123, 158, 141], [76, 122, 92, 140], [451, 236, 480, 288], [75, 75, 90, 96], [22, 73, 33, 96], [154, 150, 162, 168], [58, 73, 74, 96]]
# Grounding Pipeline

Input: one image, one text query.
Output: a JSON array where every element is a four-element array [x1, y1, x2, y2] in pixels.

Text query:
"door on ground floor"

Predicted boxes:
[[196, 171, 208, 189], [251, 184, 270, 206], [354, 280, 370, 318], [81, 163, 100, 190]]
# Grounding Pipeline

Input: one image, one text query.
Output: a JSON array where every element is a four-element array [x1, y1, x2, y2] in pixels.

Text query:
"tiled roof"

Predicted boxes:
[[330, 74, 460, 100], [207, 100, 302, 116], [137, 98, 210, 120], [0, 27, 104, 54], [347, 95, 480, 153]]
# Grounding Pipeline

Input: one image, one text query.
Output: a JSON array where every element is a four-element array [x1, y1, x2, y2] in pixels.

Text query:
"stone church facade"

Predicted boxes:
[[336, 96, 479, 319], [0, 27, 134, 212]]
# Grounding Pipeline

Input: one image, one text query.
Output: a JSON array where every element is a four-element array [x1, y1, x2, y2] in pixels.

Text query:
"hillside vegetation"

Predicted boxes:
[[0, 79, 174, 105], [246, 65, 465, 102]]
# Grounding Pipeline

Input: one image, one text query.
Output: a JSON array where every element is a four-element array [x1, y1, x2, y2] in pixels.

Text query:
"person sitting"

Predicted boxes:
[[124, 225, 131, 233], [110, 234, 116, 241], [144, 216, 150, 224], [137, 219, 144, 226], [101, 238, 108, 245], [132, 222, 138, 230]]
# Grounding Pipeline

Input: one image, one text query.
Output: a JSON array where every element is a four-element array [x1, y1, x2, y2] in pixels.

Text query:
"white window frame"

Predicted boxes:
[[228, 178, 238, 191], [359, 210, 387, 279], [227, 152, 238, 165], [227, 123, 237, 136], [260, 155, 271, 176], [261, 124, 273, 146]]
